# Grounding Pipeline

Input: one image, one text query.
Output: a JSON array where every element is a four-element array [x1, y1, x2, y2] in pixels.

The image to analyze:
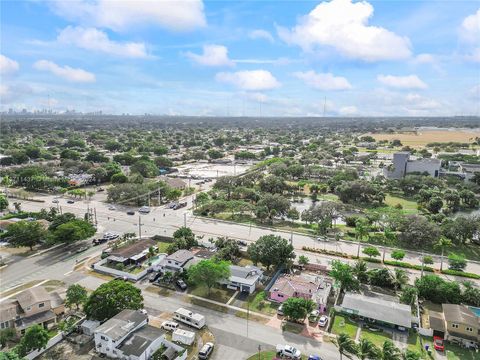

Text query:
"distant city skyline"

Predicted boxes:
[[1, 0, 479, 116]]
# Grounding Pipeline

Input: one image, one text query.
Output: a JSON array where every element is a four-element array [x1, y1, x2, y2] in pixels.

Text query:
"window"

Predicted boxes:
[[451, 323, 459, 329], [38, 303, 45, 308], [466, 327, 473, 332], [26, 307, 31, 312], [0, 321, 9, 329]]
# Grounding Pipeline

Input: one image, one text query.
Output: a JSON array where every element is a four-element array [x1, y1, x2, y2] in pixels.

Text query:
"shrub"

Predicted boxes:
[[441, 269, 480, 279]]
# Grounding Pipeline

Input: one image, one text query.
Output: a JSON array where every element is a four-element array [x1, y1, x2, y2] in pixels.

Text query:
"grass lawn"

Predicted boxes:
[[446, 344, 478, 360], [237, 257, 254, 267], [384, 195, 418, 214], [156, 241, 171, 253], [360, 327, 392, 347], [331, 314, 359, 339], [241, 291, 279, 316], [407, 332, 436, 359], [188, 285, 235, 304], [187, 297, 228, 313]]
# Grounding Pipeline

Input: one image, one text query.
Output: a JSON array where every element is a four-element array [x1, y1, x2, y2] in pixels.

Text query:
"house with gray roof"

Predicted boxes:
[[159, 250, 194, 273], [336, 292, 413, 329], [94, 309, 187, 360], [219, 265, 263, 294]]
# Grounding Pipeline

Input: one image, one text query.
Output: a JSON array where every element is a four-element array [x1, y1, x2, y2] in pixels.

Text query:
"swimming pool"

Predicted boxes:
[[469, 306, 480, 317]]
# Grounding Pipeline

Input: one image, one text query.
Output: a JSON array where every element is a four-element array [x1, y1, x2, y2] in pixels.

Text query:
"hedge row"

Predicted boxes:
[[441, 269, 480, 279], [383, 260, 434, 273]]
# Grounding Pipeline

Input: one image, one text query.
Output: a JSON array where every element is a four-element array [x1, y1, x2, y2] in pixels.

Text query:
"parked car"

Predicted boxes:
[[161, 321, 179, 332], [236, 240, 248, 247], [108, 205, 116, 210], [92, 238, 107, 246], [149, 272, 162, 282], [198, 342, 214, 359], [173, 202, 187, 210], [308, 356, 323, 360], [277, 304, 284, 316], [308, 310, 320, 323], [167, 202, 177, 209], [139, 206, 151, 214], [67, 200, 75, 204], [276, 344, 301, 359], [318, 315, 328, 327], [126, 210, 135, 215], [433, 336, 445, 352], [52, 199, 59, 203], [176, 279, 188, 291]]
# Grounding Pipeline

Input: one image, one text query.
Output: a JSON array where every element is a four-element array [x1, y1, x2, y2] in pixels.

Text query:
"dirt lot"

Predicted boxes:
[[369, 129, 480, 147]]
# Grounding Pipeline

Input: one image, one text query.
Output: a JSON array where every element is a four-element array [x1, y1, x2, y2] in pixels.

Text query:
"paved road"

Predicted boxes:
[[12, 192, 480, 274]]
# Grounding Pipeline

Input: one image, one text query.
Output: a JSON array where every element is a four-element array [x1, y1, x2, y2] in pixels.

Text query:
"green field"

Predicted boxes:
[[331, 314, 359, 338], [384, 195, 419, 214], [360, 328, 393, 347]]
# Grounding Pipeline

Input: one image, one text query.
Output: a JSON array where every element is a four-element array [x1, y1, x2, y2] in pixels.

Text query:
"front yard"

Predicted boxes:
[[241, 291, 279, 316], [445, 344, 479, 360], [331, 314, 359, 339], [188, 285, 235, 304], [360, 327, 393, 347]]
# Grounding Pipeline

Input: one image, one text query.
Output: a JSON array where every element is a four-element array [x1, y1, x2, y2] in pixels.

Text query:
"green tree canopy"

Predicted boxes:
[[84, 279, 144, 321], [247, 235, 295, 270], [282, 297, 316, 322], [7, 221, 47, 250], [65, 284, 88, 310], [188, 259, 230, 295], [17, 325, 49, 357], [52, 219, 96, 244]]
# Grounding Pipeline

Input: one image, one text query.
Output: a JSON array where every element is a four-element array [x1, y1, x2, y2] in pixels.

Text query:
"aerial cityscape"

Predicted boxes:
[[1, 1, 480, 360]]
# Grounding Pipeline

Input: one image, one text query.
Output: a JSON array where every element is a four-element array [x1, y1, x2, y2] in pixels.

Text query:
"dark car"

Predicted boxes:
[[126, 210, 135, 215], [92, 238, 107, 246], [173, 202, 187, 210], [176, 279, 187, 291], [149, 272, 162, 282], [67, 200, 75, 204], [236, 240, 248, 247]]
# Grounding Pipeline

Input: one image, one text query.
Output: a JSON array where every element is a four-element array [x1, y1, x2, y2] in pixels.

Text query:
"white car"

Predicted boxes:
[[318, 315, 328, 327], [161, 321, 179, 331], [108, 205, 116, 210], [198, 342, 214, 359], [276, 344, 301, 359]]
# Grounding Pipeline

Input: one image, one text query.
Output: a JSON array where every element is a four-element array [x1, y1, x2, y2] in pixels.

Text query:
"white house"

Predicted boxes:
[[220, 265, 263, 294], [94, 309, 187, 360], [159, 250, 194, 273]]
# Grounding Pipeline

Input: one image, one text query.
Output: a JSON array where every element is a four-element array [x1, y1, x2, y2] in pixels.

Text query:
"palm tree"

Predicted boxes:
[[402, 349, 422, 360], [434, 236, 452, 271], [382, 227, 396, 262], [381, 340, 401, 360], [357, 338, 381, 360], [392, 269, 409, 291], [333, 333, 358, 360], [355, 218, 370, 257], [353, 260, 368, 283]]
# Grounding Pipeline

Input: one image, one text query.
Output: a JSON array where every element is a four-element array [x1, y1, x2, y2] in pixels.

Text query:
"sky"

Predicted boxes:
[[1, 0, 479, 117]]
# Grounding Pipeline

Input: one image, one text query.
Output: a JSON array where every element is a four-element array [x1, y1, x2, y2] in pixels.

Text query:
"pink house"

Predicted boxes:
[[269, 274, 331, 312]]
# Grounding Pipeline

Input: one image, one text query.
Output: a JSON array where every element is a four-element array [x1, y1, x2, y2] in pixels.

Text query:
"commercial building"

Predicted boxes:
[[384, 152, 441, 179]]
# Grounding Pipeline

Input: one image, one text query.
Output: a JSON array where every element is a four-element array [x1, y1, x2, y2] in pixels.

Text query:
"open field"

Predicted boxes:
[[369, 129, 480, 147]]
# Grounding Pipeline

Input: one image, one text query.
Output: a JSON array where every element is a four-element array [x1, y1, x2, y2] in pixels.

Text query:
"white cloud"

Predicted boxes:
[[243, 92, 269, 103], [412, 53, 435, 65], [293, 70, 352, 90], [0, 54, 19, 75], [460, 8, 480, 43], [185, 45, 234, 66], [33, 60, 96, 83], [459, 9, 480, 63], [377, 74, 427, 89], [277, 0, 411, 61], [215, 70, 280, 91], [339, 106, 358, 115], [58, 26, 148, 58], [49, 0, 206, 32], [249, 29, 274, 43]]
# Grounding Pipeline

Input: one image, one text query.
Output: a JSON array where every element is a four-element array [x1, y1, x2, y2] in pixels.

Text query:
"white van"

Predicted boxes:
[[161, 321, 179, 331], [173, 308, 206, 329]]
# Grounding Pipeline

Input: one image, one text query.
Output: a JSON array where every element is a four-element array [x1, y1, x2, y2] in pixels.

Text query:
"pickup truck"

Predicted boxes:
[[276, 344, 302, 359]]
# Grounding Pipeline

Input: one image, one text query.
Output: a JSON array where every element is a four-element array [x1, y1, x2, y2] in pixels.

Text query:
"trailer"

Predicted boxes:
[[173, 308, 206, 329], [172, 328, 195, 345]]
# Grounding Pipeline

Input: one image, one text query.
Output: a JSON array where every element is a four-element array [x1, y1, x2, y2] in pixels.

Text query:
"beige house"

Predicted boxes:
[[442, 304, 480, 348], [0, 287, 64, 336]]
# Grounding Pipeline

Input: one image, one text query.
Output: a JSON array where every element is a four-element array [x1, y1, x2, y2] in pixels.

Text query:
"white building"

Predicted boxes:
[[220, 265, 263, 294], [384, 152, 441, 179], [159, 250, 194, 273], [94, 309, 186, 360]]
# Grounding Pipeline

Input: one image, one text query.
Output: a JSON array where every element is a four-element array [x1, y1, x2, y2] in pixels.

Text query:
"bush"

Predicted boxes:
[[441, 269, 480, 279], [345, 216, 359, 227]]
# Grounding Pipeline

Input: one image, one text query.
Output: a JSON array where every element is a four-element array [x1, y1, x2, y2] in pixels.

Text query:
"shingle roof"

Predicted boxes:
[[443, 304, 479, 328], [229, 265, 263, 286], [166, 250, 194, 264], [118, 325, 164, 357], [16, 287, 50, 310], [109, 239, 157, 260], [95, 310, 147, 341], [0, 301, 18, 322], [271, 275, 319, 297], [340, 292, 412, 328]]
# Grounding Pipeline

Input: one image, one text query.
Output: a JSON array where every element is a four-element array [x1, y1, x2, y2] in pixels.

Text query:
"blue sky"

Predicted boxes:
[[1, 0, 479, 116]]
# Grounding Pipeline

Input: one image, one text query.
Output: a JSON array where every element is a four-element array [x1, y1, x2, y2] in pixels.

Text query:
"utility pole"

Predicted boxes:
[[290, 230, 293, 245], [138, 215, 143, 239], [246, 299, 250, 338], [183, 212, 187, 228], [94, 208, 97, 226]]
